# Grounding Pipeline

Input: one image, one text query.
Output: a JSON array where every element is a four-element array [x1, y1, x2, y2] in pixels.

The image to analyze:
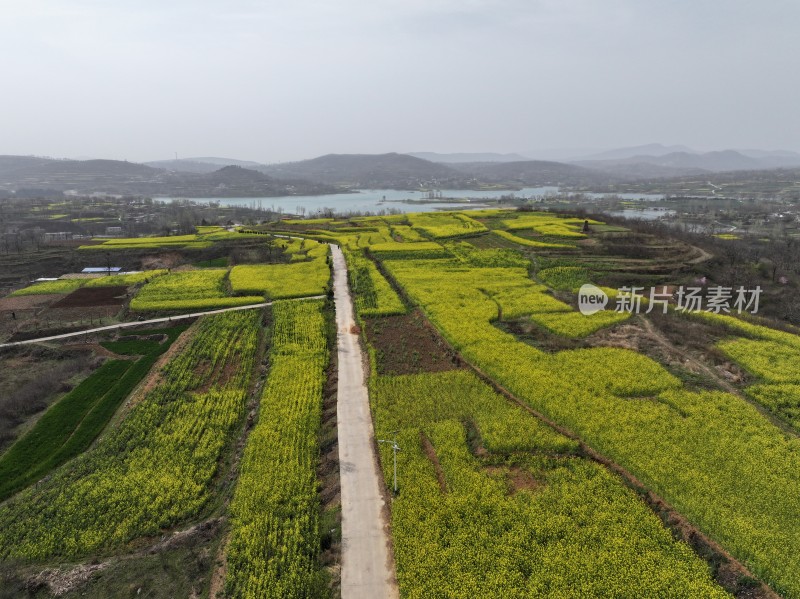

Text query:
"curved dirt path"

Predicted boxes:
[[330, 244, 398, 599], [638, 315, 800, 438], [688, 244, 713, 264]]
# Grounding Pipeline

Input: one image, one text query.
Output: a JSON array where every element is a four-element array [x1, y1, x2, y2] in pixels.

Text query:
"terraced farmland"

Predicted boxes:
[[383, 256, 800, 596], [372, 371, 727, 597], [225, 299, 330, 598], [0, 311, 260, 559], [2, 209, 799, 598]]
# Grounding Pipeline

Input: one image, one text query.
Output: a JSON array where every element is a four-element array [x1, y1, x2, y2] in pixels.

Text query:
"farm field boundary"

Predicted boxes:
[[0, 310, 263, 560], [377, 258, 778, 598], [0, 325, 187, 502], [0, 297, 323, 349]]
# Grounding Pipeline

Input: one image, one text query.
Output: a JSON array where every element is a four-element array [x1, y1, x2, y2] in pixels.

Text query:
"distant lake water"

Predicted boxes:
[[585, 192, 666, 201], [153, 188, 669, 215], [153, 188, 561, 214], [605, 208, 676, 220]]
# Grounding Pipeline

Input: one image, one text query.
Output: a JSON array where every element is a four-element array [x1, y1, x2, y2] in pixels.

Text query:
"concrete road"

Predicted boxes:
[[330, 244, 398, 599], [0, 296, 324, 349]]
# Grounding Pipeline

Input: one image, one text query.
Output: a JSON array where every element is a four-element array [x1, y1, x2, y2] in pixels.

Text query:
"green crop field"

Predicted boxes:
[[4, 207, 800, 598], [500, 213, 594, 238], [345, 249, 405, 317], [0, 312, 259, 559], [407, 212, 487, 238], [381, 253, 800, 597], [492, 229, 573, 248], [225, 300, 330, 598], [10, 279, 86, 296], [229, 257, 329, 299], [78, 227, 265, 250], [84, 270, 169, 287], [372, 371, 726, 597], [131, 269, 263, 311]]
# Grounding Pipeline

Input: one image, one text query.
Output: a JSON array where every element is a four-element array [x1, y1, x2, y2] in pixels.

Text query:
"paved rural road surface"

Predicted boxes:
[[330, 244, 398, 599], [0, 296, 324, 349]]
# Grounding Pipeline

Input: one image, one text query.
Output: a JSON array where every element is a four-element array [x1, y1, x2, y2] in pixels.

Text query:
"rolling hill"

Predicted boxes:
[[3, 159, 164, 193], [0, 158, 337, 197], [448, 159, 620, 187], [257, 153, 473, 188], [145, 157, 265, 174], [407, 151, 530, 163], [0, 155, 61, 179], [574, 149, 800, 176]]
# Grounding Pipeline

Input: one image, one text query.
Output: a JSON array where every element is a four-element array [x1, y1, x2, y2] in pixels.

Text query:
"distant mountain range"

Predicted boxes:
[[1, 144, 799, 197], [410, 145, 800, 178], [0, 153, 615, 196], [574, 144, 697, 161], [446, 160, 617, 187], [407, 152, 530, 163], [572, 149, 800, 177], [256, 153, 617, 188], [0, 156, 336, 197]]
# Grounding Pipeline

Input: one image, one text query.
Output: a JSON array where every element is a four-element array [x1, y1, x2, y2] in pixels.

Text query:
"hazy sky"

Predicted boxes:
[[1, 0, 798, 162]]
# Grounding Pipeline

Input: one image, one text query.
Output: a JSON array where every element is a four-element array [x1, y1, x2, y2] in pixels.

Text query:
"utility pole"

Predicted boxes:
[[378, 432, 401, 495]]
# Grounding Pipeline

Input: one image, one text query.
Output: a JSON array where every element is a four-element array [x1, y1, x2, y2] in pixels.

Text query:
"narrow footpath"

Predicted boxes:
[[0, 296, 323, 349], [329, 244, 398, 599]]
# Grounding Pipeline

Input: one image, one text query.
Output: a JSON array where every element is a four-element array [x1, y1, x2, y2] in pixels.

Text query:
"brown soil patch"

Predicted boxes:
[[66, 238, 104, 247], [28, 563, 109, 597], [38, 305, 121, 326], [506, 466, 542, 492], [485, 465, 544, 494], [319, 351, 340, 509], [146, 517, 223, 555], [23, 517, 224, 597], [63, 342, 134, 360], [0, 293, 62, 311], [587, 322, 644, 352], [364, 309, 463, 375], [7, 324, 89, 342], [420, 432, 447, 493], [643, 317, 732, 374], [498, 319, 589, 352], [141, 252, 183, 270], [317, 340, 343, 593], [646, 310, 745, 368], [193, 359, 212, 383], [52, 286, 128, 308], [193, 355, 239, 394], [207, 533, 230, 599]]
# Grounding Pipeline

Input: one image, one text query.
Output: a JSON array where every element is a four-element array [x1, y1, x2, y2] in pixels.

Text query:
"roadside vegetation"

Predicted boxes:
[[225, 300, 332, 598]]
